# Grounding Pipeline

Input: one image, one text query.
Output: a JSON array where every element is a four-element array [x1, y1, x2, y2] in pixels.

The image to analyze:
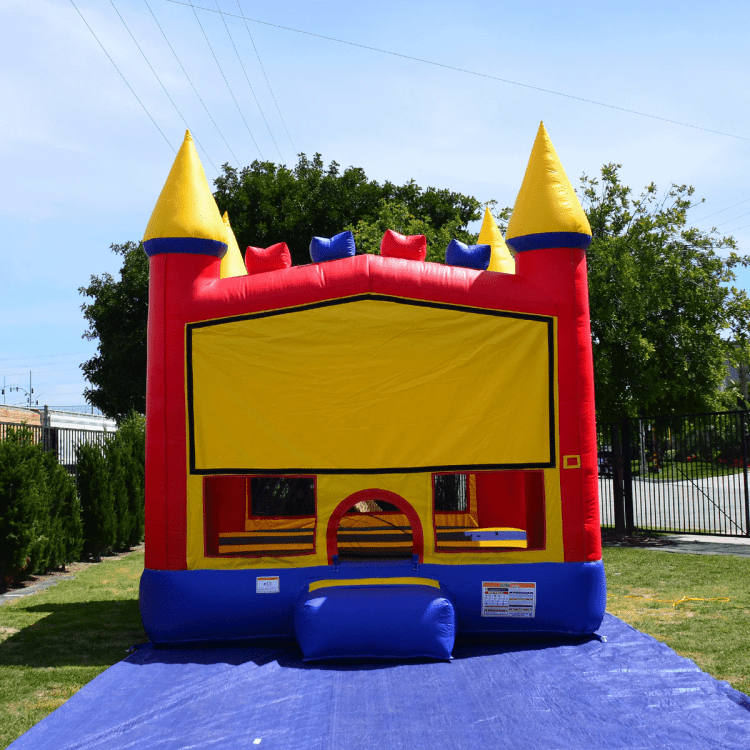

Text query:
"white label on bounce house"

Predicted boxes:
[[256, 576, 280, 594], [481, 582, 536, 618]]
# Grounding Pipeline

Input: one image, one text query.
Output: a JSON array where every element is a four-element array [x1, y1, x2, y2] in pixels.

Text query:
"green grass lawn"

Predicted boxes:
[[626, 460, 746, 479], [0, 552, 146, 749], [603, 546, 750, 697], [1, 546, 749, 748]]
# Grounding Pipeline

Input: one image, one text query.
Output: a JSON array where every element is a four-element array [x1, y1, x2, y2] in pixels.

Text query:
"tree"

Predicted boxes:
[[213, 153, 482, 266], [79, 242, 149, 421], [345, 199, 478, 262], [581, 165, 750, 423]]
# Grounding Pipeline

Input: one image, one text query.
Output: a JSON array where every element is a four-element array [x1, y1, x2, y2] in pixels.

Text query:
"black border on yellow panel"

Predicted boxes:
[[186, 294, 556, 475]]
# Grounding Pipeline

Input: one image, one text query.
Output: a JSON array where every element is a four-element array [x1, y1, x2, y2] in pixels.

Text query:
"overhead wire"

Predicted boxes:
[[167, 0, 749, 143], [144, 0, 241, 168], [236, 0, 296, 157], [69, 0, 175, 152], [214, 0, 283, 161], [694, 198, 750, 224], [187, 0, 263, 158], [713, 210, 750, 229], [109, 0, 219, 172]]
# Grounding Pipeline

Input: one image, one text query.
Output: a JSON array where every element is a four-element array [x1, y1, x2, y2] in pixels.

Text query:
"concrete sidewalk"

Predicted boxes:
[[604, 533, 750, 556]]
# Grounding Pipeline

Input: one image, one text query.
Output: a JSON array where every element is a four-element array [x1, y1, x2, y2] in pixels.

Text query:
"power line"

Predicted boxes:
[[69, 0, 175, 152], [144, 0, 241, 169], [109, 0, 219, 172], [187, 0, 263, 158], [214, 0, 283, 161], [694, 198, 750, 224], [168, 0, 750, 143], [236, 0, 296, 157], [714, 210, 750, 229]]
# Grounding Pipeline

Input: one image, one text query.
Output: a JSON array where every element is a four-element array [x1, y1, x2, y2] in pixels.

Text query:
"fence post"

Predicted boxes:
[[621, 417, 635, 534], [612, 424, 626, 534], [742, 411, 750, 537]]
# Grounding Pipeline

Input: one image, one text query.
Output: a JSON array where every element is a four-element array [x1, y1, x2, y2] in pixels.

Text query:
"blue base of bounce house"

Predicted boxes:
[[140, 561, 606, 651], [9, 614, 750, 750]]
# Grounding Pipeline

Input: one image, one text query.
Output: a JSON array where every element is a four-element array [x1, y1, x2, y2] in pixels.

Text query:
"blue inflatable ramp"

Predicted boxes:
[[9, 615, 750, 750], [294, 578, 455, 661]]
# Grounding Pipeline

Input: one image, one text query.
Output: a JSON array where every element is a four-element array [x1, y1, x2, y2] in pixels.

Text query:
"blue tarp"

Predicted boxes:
[[9, 614, 750, 750]]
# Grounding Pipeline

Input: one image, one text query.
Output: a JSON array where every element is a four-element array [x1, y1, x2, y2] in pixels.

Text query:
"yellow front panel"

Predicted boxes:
[[188, 297, 553, 473]]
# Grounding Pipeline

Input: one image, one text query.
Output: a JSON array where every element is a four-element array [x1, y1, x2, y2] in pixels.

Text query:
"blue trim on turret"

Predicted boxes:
[[506, 232, 592, 253], [143, 237, 228, 258]]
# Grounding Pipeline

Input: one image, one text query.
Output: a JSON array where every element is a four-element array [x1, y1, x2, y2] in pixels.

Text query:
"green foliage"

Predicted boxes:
[[79, 242, 149, 421], [345, 199, 477, 262], [213, 153, 482, 266], [76, 442, 116, 562], [107, 412, 146, 548], [42, 451, 83, 564], [104, 438, 131, 551], [0, 429, 82, 586], [0, 432, 44, 585], [581, 165, 750, 422]]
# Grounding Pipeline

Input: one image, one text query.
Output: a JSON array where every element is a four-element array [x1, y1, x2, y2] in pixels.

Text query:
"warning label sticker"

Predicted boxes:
[[481, 581, 536, 618], [256, 576, 280, 594]]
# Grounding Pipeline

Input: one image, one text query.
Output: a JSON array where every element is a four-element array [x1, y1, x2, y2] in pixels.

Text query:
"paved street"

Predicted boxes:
[[599, 474, 750, 537]]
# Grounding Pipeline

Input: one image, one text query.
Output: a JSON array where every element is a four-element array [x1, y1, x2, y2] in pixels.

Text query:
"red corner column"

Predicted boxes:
[[142, 131, 229, 571], [506, 122, 601, 563]]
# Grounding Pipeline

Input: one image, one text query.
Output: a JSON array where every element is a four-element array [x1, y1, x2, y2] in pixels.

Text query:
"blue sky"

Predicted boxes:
[[1, 0, 749, 408]]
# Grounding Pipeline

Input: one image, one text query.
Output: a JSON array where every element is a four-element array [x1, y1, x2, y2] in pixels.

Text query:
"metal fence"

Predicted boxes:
[[0, 421, 110, 481], [598, 411, 750, 537]]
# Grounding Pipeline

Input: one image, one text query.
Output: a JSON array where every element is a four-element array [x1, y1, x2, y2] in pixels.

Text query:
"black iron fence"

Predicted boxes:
[[0, 421, 111, 481], [598, 411, 750, 537]]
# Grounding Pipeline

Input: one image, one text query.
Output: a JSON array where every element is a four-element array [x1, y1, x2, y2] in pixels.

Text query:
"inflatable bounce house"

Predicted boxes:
[[139, 123, 606, 659]]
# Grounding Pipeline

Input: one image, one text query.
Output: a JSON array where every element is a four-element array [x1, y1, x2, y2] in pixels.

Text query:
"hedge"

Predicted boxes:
[[0, 413, 145, 585]]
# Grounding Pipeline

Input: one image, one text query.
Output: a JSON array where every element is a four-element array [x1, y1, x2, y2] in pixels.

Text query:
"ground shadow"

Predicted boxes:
[[0, 600, 145, 669]]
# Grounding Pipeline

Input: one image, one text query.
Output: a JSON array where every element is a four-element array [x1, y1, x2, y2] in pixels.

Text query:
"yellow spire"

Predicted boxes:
[[220, 212, 248, 278], [479, 207, 515, 274], [143, 131, 227, 248], [505, 122, 592, 252]]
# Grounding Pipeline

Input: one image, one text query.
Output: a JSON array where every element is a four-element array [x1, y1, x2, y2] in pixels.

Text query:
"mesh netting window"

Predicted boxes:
[[250, 477, 315, 517], [434, 473, 468, 512]]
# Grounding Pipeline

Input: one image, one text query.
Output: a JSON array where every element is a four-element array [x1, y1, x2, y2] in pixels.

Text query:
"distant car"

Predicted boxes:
[[598, 448, 614, 478]]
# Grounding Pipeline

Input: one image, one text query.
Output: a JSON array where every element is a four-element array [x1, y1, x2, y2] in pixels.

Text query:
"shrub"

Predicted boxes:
[[0, 431, 45, 585], [42, 451, 83, 565], [76, 441, 116, 561], [105, 437, 132, 550], [117, 412, 145, 546], [0, 427, 83, 584]]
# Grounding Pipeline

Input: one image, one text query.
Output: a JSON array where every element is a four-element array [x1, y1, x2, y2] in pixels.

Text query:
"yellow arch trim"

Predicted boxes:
[[309, 577, 440, 592], [505, 122, 592, 242], [143, 130, 226, 243]]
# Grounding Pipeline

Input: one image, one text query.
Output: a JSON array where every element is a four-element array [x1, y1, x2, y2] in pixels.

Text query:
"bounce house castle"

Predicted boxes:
[[139, 124, 606, 659]]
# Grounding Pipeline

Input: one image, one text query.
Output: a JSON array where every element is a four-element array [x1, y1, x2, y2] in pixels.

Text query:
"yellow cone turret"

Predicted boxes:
[[505, 122, 592, 253], [478, 207, 515, 274], [221, 212, 248, 278], [143, 131, 228, 258]]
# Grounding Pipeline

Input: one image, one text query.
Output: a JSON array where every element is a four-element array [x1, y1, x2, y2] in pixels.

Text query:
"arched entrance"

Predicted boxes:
[[326, 489, 424, 564]]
